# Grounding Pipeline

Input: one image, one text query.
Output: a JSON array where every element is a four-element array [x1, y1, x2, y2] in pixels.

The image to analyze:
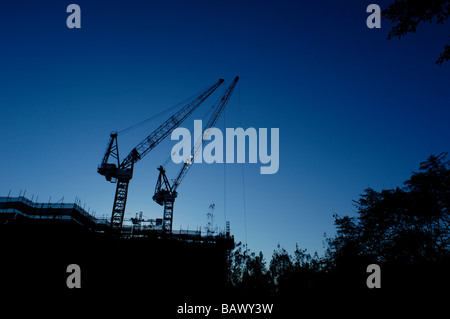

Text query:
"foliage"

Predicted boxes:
[[382, 0, 450, 65], [227, 153, 450, 297], [227, 242, 321, 297], [327, 152, 450, 264]]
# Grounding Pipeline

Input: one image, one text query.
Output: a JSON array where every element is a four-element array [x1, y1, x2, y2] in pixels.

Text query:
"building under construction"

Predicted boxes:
[[0, 194, 234, 300], [1, 78, 240, 304], [0, 195, 233, 244]]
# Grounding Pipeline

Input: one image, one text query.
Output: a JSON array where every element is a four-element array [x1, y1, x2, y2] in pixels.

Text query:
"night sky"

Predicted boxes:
[[1, 0, 449, 259]]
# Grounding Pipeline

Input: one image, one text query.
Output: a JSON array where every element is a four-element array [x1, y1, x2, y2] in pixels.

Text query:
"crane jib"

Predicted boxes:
[[173, 76, 239, 192], [153, 76, 239, 234], [99, 78, 224, 233], [118, 79, 224, 170]]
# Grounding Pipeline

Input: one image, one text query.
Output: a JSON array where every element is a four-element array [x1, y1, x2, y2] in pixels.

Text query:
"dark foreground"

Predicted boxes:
[[1, 223, 448, 317]]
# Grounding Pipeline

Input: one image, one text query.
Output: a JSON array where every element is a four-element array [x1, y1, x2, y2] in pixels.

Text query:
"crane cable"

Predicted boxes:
[[237, 83, 248, 249], [116, 84, 214, 136], [117, 99, 186, 135], [223, 92, 227, 236]]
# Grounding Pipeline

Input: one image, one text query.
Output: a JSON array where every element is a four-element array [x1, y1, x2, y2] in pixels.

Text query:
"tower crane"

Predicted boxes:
[[153, 76, 239, 234], [98, 79, 224, 233]]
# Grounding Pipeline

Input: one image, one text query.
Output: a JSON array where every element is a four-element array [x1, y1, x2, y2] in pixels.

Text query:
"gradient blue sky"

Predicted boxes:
[[1, 0, 449, 259]]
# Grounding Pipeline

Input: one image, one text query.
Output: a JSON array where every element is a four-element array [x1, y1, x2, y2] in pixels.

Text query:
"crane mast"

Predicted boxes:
[[98, 79, 224, 233], [153, 76, 239, 234]]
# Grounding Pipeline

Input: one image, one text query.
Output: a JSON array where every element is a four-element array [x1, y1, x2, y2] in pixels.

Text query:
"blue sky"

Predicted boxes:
[[0, 0, 449, 260]]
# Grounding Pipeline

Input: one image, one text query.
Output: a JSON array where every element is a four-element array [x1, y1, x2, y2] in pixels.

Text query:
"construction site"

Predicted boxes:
[[0, 195, 232, 242], [0, 77, 239, 302]]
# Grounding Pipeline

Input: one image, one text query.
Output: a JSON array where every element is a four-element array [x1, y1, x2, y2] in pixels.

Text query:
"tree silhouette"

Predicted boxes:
[[328, 152, 450, 264], [383, 0, 450, 65], [226, 242, 273, 297], [226, 153, 450, 298], [326, 153, 450, 292], [269, 245, 294, 288]]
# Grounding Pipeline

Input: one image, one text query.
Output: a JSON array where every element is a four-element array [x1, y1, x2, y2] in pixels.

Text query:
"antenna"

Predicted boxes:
[[206, 204, 217, 237]]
